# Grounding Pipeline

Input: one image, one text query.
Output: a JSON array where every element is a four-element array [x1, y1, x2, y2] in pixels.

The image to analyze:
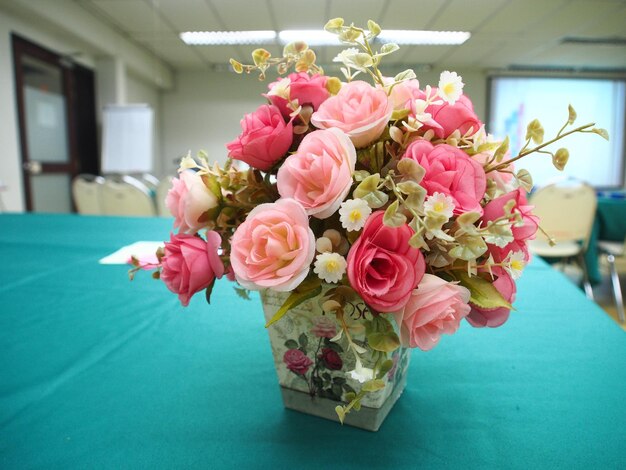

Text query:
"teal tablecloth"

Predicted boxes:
[[1, 214, 625, 469], [586, 196, 626, 284]]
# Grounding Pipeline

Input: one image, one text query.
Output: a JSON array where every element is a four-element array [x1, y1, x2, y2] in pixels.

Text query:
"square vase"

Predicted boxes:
[[261, 286, 410, 432]]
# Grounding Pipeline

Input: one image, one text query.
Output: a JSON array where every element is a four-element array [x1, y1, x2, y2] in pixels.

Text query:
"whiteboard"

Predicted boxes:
[[101, 105, 154, 173]]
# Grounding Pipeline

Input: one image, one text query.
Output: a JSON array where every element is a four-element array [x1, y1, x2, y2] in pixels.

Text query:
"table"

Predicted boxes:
[[1, 214, 625, 469], [586, 195, 626, 284]]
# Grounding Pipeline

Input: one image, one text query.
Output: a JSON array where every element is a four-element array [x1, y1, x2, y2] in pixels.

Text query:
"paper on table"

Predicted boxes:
[[99, 241, 164, 265]]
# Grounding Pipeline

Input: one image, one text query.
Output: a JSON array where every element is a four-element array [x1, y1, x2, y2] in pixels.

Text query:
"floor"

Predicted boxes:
[[556, 261, 626, 332]]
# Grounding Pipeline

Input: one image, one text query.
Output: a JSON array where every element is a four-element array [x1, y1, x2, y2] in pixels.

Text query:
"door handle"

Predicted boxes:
[[23, 161, 42, 175]]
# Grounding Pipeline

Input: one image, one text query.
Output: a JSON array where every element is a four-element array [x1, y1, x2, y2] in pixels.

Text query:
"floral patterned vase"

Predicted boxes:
[[261, 286, 410, 432]]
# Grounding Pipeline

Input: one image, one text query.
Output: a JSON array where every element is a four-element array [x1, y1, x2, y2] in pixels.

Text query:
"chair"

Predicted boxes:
[[156, 175, 175, 217], [528, 181, 597, 299], [598, 237, 625, 323], [101, 175, 156, 217], [136, 173, 160, 192], [72, 174, 104, 215]]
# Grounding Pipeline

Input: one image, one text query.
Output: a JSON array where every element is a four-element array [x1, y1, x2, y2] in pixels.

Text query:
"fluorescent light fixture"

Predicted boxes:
[[179, 29, 470, 47], [278, 30, 338, 46], [379, 30, 470, 45], [180, 31, 276, 45]]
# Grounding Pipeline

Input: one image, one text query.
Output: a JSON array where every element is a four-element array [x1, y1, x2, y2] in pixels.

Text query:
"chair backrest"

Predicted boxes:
[[72, 174, 104, 215], [530, 182, 597, 248], [101, 175, 156, 217], [135, 173, 159, 192], [156, 175, 174, 217]]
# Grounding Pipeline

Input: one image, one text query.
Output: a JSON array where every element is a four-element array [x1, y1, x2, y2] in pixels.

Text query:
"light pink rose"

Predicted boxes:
[[310, 315, 337, 338], [311, 80, 393, 148], [160, 231, 225, 307], [347, 211, 426, 312], [393, 274, 471, 351], [265, 72, 330, 118], [382, 77, 421, 112], [466, 269, 516, 328], [403, 140, 487, 215], [283, 349, 313, 375], [166, 170, 218, 234], [226, 104, 293, 171], [277, 128, 356, 219], [230, 198, 315, 291], [482, 188, 539, 262], [418, 92, 482, 138]]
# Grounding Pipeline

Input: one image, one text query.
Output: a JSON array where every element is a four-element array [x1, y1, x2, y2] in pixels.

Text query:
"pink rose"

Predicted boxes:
[[160, 231, 225, 307], [347, 211, 426, 312], [466, 270, 516, 328], [311, 315, 337, 338], [226, 104, 293, 171], [403, 140, 486, 215], [311, 81, 393, 148], [277, 128, 356, 219], [166, 170, 219, 234], [382, 77, 421, 112], [283, 349, 313, 375], [230, 198, 315, 291], [266, 72, 330, 118], [393, 274, 471, 351], [482, 188, 539, 262], [418, 92, 482, 138]]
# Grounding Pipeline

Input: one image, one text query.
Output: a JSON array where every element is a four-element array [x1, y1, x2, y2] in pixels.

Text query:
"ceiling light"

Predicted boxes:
[[379, 30, 470, 45], [180, 31, 277, 45], [278, 30, 338, 46]]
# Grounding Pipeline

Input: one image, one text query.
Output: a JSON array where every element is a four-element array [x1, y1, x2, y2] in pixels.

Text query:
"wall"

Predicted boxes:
[[0, 9, 96, 212], [0, 8, 165, 212], [160, 68, 488, 174]]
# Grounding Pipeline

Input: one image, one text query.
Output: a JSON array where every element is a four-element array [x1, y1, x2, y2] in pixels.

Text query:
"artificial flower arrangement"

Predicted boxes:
[[131, 19, 607, 426]]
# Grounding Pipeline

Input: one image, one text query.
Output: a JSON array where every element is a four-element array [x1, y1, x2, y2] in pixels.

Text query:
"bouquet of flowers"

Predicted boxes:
[[132, 19, 607, 423]]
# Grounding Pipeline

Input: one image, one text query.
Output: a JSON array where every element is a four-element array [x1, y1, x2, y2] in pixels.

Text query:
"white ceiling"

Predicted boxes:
[[75, 0, 626, 71]]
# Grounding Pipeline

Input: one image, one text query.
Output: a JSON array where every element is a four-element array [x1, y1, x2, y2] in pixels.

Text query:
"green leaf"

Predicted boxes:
[[345, 392, 356, 402], [342, 384, 356, 394], [335, 405, 346, 424], [553, 148, 569, 171], [591, 128, 609, 141], [377, 359, 394, 379], [233, 287, 251, 300], [205, 278, 216, 304], [368, 331, 401, 352], [394, 69, 416, 82], [298, 333, 308, 349], [352, 399, 362, 411], [333, 376, 347, 385], [379, 43, 399, 55], [284, 339, 298, 349], [383, 200, 407, 227], [324, 17, 344, 33], [567, 104, 577, 125], [456, 272, 514, 310], [493, 136, 509, 163], [362, 379, 386, 392], [264, 278, 322, 328], [516, 169, 533, 192], [367, 19, 381, 37], [526, 119, 544, 144]]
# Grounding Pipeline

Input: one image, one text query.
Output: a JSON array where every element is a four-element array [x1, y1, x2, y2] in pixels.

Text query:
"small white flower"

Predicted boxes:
[[438, 70, 464, 105], [313, 252, 347, 283], [505, 251, 526, 280], [424, 192, 455, 219], [339, 198, 371, 231], [348, 356, 375, 383], [267, 77, 291, 99]]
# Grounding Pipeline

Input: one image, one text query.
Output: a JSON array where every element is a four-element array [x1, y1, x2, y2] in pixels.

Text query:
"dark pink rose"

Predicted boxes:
[[160, 232, 224, 307], [226, 104, 293, 171], [319, 348, 342, 370], [483, 188, 539, 262], [283, 349, 313, 375], [347, 211, 426, 313], [403, 141, 487, 215], [265, 72, 330, 118], [417, 92, 482, 138], [466, 270, 516, 328]]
